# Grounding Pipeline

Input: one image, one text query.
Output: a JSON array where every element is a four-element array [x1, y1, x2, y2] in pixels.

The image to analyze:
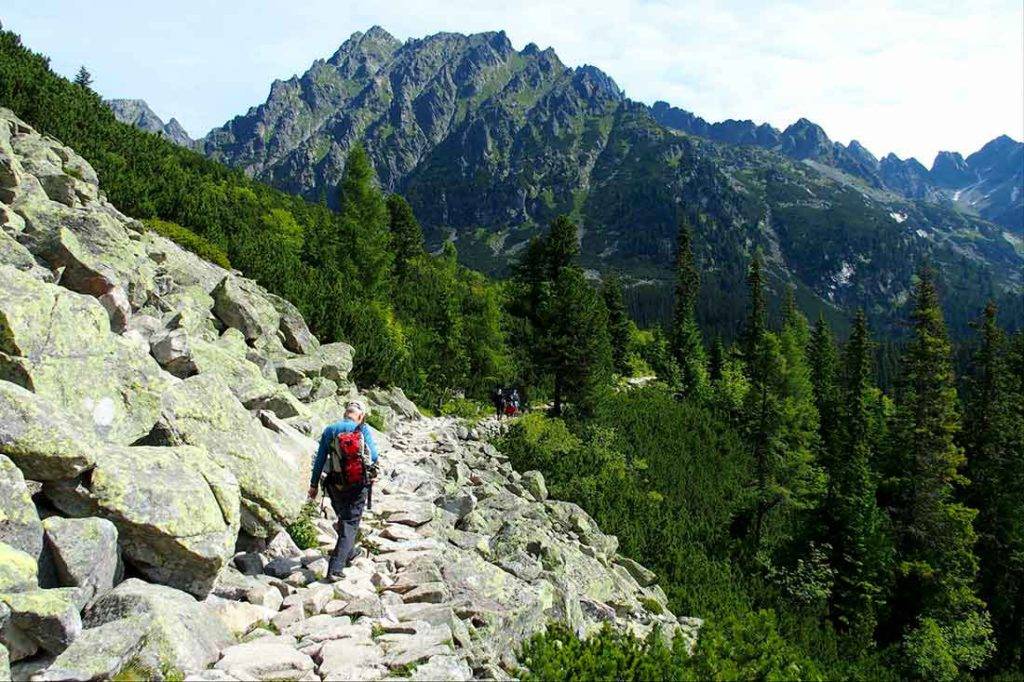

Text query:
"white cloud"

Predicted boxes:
[[4, 0, 1021, 162]]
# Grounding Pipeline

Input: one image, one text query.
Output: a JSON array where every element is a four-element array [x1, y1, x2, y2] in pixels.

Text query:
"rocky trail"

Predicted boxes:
[[192, 414, 693, 681]]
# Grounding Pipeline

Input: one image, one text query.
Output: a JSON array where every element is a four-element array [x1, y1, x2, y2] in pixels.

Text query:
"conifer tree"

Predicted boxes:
[[73, 65, 92, 88], [671, 218, 709, 398], [808, 315, 840, 476], [889, 267, 993, 679], [964, 304, 1024, 668], [338, 144, 392, 301], [386, 194, 424, 279], [742, 252, 767, 365], [740, 256, 822, 554], [544, 214, 579, 280], [829, 310, 890, 647], [601, 272, 632, 376]]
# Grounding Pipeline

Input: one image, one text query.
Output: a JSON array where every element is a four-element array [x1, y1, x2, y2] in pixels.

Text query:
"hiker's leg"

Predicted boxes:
[[327, 486, 366, 575]]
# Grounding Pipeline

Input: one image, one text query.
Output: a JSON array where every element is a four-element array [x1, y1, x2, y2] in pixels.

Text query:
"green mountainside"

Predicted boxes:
[[202, 27, 1023, 336]]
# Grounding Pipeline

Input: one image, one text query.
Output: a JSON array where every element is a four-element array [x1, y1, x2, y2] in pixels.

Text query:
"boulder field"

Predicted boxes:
[[0, 107, 693, 679]]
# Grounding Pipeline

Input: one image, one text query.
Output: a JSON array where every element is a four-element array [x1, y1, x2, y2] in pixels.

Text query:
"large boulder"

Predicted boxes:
[[42, 517, 120, 601], [0, 453, 43, 558], [84, 579, 233, 675], [211, 275, 279, 343], [35, 616, 147, 682], [45, 444, 239, 597], [366, 386, 422, 420], [0, 381, 96, 480], [266, 292, 318, 354], [0, 265, 174, 443], [141, 373, 303, 536], [0, 588, 82, 659], [0, 543, 37, 593]]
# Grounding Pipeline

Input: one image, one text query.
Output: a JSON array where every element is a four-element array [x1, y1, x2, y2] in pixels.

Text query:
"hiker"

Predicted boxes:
[[307, 399, 379, 579], [491, 386, 506, 418]]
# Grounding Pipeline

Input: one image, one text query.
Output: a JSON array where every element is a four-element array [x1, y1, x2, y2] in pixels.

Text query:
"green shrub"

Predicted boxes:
[[286, 501, 319, 550], [364, 411, 387, 432], [440, 397, 487, 422], [145, 218, 232, 269], [640, 597, 665, 615]]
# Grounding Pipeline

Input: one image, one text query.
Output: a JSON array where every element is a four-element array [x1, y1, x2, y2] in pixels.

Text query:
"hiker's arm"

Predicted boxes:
[[364, 426, 379, 464], [309, 426, 333, 488]]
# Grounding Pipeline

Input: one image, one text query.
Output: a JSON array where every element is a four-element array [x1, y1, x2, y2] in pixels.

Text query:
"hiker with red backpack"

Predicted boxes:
[[307, 399, 379, 580]]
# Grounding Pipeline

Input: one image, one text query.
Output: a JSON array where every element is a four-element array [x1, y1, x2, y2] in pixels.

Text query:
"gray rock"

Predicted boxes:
[[0, 588, 82, 657], [210, 275, 279, 343], [149, 327, 197, 378], [84, 579, 233, 675], [0, 543, 37, 593], [214, 640, 315, 680], [44, 445, 239, 598], [0, 265, 173, 444], [37, 616, 146, 681], [614, 555, 658, 587], [266, 293, 319, 355], [41, 517, 119, 601], [203, 595, 276, 638], [0, 381, 97, 481], [141, 373, 303, 537], [0, 454, 43, 559], [521, 471, 548, 501], [233, 552, 264, 576], [366, 386, 422, 420], [245, 583, 283, 612], [438, 493, 476, 521], [0, 642, 8, 682], [318, 637, 383, 680]]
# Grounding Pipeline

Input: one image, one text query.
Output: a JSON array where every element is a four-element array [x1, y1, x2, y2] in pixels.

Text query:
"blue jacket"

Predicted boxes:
[[310, 419, 379, 487]]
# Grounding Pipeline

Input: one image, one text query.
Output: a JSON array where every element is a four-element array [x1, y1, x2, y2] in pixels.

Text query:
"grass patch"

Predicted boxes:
[[286, 500, 319, 550], [640, 597, 665, 615], [364, 411, 387, 432], [145, 218, 232, 269], [387, 662, 419, 678]]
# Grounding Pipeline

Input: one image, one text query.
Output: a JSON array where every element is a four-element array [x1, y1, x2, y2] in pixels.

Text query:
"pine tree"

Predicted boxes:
[[544, 214, 579, 280], [386, 194, 424, 279], [964, 304, 1024, 668], [889, 267, 993, 678], [742, 252, 767, 366], [73, 65, 92, 88], [338, 143, 392, 301], [829, 310, 890, 647], [808, 315, 840, 476], [601, 272, 632, 376], [740, 256, 822, 554], [671, 218, 709, 398]]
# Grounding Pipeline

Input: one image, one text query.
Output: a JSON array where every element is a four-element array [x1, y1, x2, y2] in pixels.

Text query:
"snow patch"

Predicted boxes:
[[915, 229, 929, 239], [889, 211, 907, 223], [835, 261, 854, 286]]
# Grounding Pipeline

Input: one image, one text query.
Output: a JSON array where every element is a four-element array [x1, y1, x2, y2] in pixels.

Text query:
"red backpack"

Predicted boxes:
[[328, 428, 365, 488]]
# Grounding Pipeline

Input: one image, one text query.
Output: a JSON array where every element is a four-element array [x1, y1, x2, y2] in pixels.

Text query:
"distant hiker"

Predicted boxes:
[[491, 386, 506, 418], [308, 399, 379, 579]]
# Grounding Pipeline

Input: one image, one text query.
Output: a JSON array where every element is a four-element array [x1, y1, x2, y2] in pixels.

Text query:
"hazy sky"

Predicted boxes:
[[4, 1, 1022, 163]]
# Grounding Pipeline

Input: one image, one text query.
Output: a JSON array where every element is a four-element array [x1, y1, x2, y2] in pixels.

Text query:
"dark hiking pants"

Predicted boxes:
[[326, 483, 367, 576]]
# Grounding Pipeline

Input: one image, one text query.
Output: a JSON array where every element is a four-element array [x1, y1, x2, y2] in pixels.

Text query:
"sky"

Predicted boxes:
[[3, 1, 1022, 164]]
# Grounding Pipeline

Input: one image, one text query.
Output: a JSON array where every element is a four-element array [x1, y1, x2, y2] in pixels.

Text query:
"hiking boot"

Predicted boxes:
[[326, 571, 345, 582]]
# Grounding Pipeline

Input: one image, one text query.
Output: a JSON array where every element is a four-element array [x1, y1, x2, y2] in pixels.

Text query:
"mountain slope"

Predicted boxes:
[[107, 98, 196, 148], [204, 27, 1022, 334], [650, 101, 1023, 235]]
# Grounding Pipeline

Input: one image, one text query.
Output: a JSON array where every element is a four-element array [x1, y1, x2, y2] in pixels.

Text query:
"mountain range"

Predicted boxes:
[[111, 27, 1024, 333], [106, 98, 196, 148]]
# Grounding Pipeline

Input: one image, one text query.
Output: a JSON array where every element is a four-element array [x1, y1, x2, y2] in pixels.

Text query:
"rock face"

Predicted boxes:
[[105, 99, 196, 149], [41, 517, 120, 601]]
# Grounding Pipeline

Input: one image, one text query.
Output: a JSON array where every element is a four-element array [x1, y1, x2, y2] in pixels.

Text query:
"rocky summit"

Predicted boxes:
[[106, 99, 196, 149], [197, 27, 1021, 333], [0, 107, 680, 679]]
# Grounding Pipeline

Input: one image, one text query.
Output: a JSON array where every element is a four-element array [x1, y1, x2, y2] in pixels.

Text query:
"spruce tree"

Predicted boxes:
[[964, 304, 1024, 668], [386, 194, 424, 279], [338, 143, 392, 301], [808, 315, 840, 476], [889, 267, 993, 678], [742, 252, 767, 365], [830, 310, 889, 647], [671, 217, 709, 398], [544, 214, 579, 280], [73, 65, 92, 88], [601, 272, 632, 376], [740, 256, 822, 554]]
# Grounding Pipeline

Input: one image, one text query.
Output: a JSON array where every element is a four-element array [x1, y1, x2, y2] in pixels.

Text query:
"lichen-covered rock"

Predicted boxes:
[[0, 453, 43, 559], [35, 616, 146, 681], [0, 265, 174, 444], [266, 293, 319, 355], [44, 445, 239, 597], [213, 639, 316, 680], [366, 385, 421, 420], [42, 516, 120, 601], [84, 579, 233, 675], [202, 595, 276, 638], [149, 327, 197, 378], [0, 587, 82, 658], [521, 470, 548, 501], [211, 275, 279, 343], [142, 373, 303, 536], [0, 543, 37, 593], [0, 642, 9, 681], [0, 380, 96, 481]]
